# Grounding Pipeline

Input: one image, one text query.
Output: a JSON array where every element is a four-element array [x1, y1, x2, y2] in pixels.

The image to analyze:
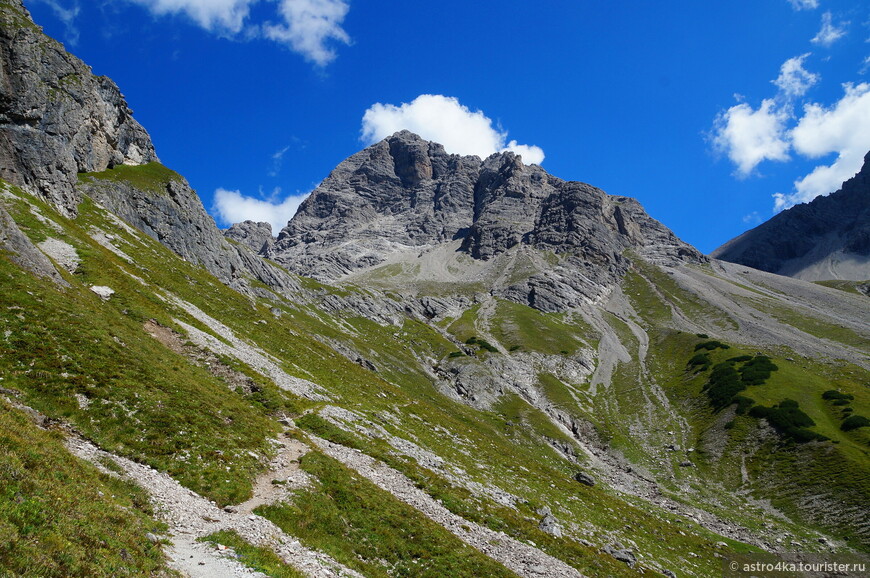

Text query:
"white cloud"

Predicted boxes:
[[213, 187, 309, 235], [268, 145, 291, 177], [786, 0, 818, 10], [360, 94, 545, 165], [127, 0, 256, 33], [263, 0, 351, 66], [773, 82, 870, 209], [126, 0, 351, 65], [773, 53, 819, 98], [711, 98, 791, 176], [812, 12, 848, 47], [33, 0, 80, 45]]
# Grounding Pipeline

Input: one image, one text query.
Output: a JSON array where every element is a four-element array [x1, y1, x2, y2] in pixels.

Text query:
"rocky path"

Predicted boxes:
[[65, 435, 361, 578], [235, 433, 311, 515], [308, 434, 586, 578]]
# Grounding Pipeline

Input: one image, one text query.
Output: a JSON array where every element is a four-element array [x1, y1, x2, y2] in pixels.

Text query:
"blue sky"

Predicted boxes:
[[27, 0, 870, 253]]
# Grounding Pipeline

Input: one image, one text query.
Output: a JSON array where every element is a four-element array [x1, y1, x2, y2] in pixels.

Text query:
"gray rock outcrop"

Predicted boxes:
[[0, 200, 66, 285], [712, 151, 870, 281], [224, 220, 274, 255], [0, 1, 300, 297], [0, 0, 157, 217], [78, 173, 300, 296], [574, 471, 596, 486]]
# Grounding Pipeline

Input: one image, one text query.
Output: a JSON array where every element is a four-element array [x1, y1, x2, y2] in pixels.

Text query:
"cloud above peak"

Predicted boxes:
[[713, 56, 870, 212], [127, 0, 351, 65], [360, 95, 545, 165], [213, 187, 309, 234], [712, 98, 791, 176]]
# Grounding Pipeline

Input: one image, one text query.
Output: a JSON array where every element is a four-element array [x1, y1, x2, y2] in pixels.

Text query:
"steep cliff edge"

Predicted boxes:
[[0, 0, 298, 294]]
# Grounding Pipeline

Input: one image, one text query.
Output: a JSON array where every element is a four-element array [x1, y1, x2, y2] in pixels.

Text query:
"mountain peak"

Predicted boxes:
[[270, 133, 703, 308]]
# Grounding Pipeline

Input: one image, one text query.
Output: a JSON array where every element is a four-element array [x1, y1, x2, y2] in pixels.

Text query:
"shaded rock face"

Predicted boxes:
[[224, 221, 274, 255], [271, 130, 704, 307], [712, 151, 870, 281], [0, 0, 156, 216]]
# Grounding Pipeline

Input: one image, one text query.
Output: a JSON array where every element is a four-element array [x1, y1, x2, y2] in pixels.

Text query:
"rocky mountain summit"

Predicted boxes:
[[712, 151, 870, 281], [270, 130, 703, 310]]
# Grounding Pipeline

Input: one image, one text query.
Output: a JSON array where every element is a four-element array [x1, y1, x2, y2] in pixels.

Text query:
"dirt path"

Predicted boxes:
[[234, 433, 311, 515], [65, 435, 361, 578]]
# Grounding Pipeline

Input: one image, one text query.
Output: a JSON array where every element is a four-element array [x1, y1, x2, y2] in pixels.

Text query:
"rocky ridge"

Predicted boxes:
[[712, 151, 870, 281], [0, 0, 300, 295], [270, 130, 704, 310]]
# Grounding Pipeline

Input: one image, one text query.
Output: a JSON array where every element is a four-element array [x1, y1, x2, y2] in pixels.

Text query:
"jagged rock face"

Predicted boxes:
[[712, 151, 870, 281], [224, 220, 274, 255], [273, 131, 481, 278], [271, 130, 704, 307], [0, 0, 156, 216], [0, 199, 66, 285]]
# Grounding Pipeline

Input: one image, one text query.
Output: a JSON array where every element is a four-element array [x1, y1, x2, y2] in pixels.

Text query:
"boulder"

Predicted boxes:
[[574, 471, 596, 486]]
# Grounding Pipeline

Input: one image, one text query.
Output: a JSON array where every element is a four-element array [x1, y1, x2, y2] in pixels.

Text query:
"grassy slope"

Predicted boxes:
[[3, 166, 868, 575], [622, 262, 870, 549], [257, 450, 519, 578], [0, 190, 289, 506], [0, 399, 171, 576]]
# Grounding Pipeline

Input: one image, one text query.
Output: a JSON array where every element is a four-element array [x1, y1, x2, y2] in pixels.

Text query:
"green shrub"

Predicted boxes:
[[477, 339, 499, 353], [694, 340, 730, 351], [447, 351, 465, 358], [705, 363, 745, 409], [749, 400, 827, 442], [841, 415, 870, 432], [687, 352, 711, 370], [822, 390, 854, 401], [733, 395, 755, 415], [738, 355, 778, 386]]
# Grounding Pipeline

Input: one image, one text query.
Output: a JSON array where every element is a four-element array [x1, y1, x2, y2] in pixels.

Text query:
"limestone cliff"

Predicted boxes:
[[0, 0, 156, 217]]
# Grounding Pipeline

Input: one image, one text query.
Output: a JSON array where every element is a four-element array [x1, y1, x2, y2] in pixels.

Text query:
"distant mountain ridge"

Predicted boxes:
[[712, 152, 870, 281]]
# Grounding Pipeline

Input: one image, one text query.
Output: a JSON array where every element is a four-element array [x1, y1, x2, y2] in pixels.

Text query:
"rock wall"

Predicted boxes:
[[0, 0, 156, 216]]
